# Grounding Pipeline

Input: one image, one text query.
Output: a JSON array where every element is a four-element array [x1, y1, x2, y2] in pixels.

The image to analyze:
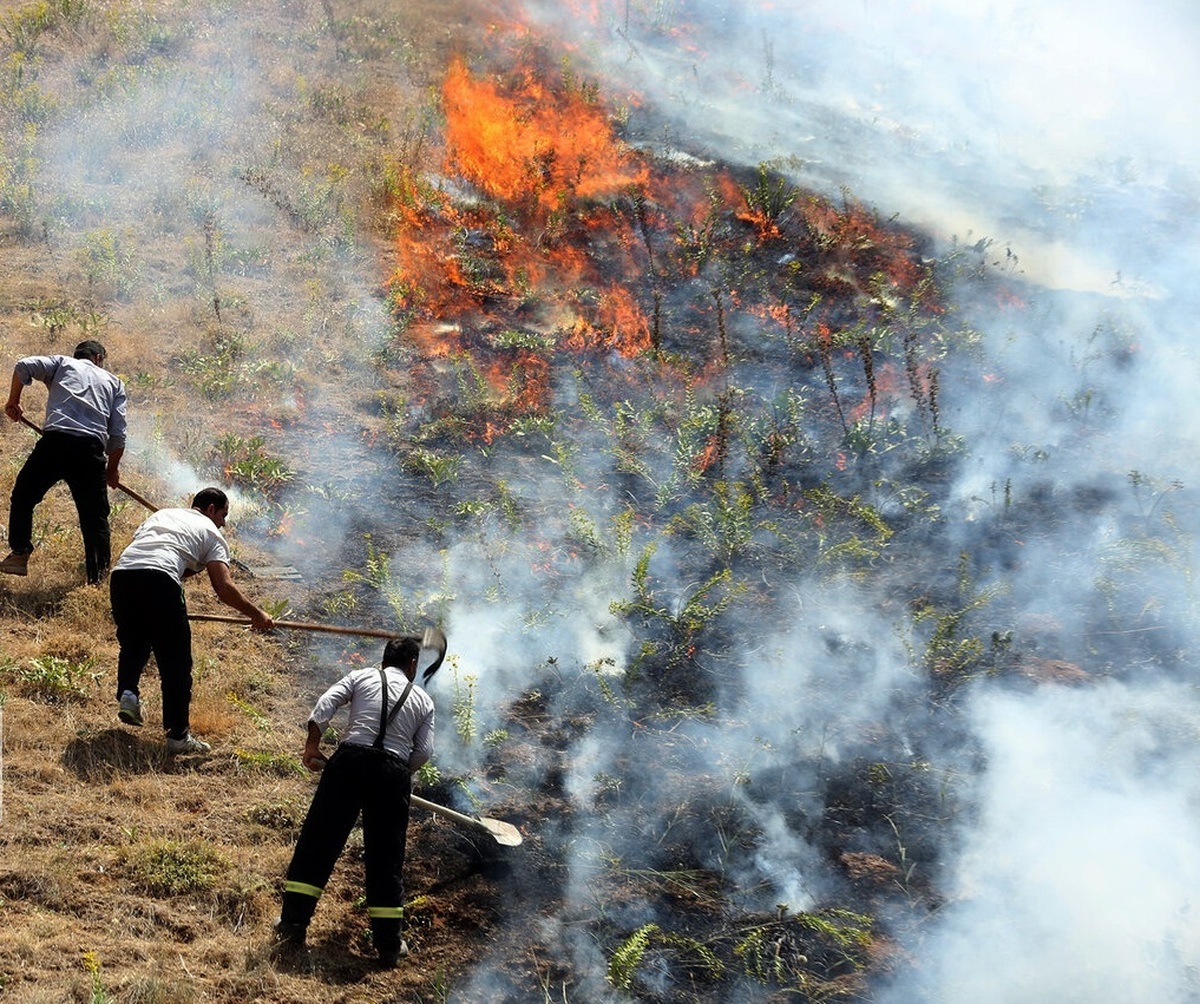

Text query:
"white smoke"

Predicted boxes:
[[878, 681, 1200, 1003], [509, 0, 1200, 998]]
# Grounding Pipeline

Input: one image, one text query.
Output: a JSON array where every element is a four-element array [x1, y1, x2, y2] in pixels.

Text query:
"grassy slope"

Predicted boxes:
[[0, 1, 506, 1000]]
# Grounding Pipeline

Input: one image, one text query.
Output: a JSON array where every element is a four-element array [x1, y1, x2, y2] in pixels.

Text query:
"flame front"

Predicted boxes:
[[442, 56, 646, 211]]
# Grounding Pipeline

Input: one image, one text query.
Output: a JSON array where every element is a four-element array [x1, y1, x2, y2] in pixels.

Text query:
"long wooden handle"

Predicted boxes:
[[115, 481, 158, 512], [17, 414, 159, 514], [187, 612, 400, 639]]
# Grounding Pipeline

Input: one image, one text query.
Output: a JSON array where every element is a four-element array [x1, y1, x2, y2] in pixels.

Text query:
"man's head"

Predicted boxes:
[[74, 340, 106, 365], [192, 487, 230, 528], [383, 636, 421, 676]]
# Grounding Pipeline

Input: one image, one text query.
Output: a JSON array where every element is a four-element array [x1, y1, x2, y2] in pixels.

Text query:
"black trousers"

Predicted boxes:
[[281, 743, 412, 952], [109, 569, 193, 739], [9, 430, 110, 583]]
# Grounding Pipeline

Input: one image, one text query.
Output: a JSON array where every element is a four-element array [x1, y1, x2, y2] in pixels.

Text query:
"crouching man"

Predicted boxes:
[[274, 635, 435, 967]]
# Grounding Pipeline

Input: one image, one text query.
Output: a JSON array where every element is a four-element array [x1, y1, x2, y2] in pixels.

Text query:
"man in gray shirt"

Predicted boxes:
[[1, 340, 127, 584]]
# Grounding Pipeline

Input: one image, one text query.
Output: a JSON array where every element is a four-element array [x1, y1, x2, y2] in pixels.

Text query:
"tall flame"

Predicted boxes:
[[442, 56, 647, 211]]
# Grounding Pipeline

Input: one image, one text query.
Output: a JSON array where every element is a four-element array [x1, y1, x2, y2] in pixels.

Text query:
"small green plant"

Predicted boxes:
[[211, 433, 293, 494], [77, 228, 139, 300], [452, 673, 477, 745], [735, 925, 797, 984], [415, 762, 441, 788], [912, 552, 998, 684], [607, 922, 724, 991], [740, 162, 797, 233], [7, 654, 101, 703], [404, 446, 462, 487], [607, 922, 658, 990], [226, 691, 270, 728], [612, 547, 746, 672], [27, 298, 77, 341], [233, 748, 305, 776], [125, 839, 227, 896], [0, 123, 41, 232]]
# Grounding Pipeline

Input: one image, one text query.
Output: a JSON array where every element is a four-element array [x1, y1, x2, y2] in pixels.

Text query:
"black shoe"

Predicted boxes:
[[378, 939, 410, 968], [269, 920, 308, 961]]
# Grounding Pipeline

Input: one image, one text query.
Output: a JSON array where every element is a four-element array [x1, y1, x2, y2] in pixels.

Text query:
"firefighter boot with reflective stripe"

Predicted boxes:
[[370, 907, 406, 967]]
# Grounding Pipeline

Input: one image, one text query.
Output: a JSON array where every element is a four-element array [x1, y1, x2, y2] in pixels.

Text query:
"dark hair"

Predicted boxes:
[[74, 340, 106, 362], [383, 636, 421, 669], [191, 487, 229, 512]]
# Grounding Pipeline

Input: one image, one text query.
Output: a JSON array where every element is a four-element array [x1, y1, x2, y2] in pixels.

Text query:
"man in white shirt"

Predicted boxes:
[[274, 635, 436, 967], [109, 487, 274, 753]]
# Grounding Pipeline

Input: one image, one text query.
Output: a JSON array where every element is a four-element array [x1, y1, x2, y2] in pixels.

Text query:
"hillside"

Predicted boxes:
[[1, 1, 1197, 1003]]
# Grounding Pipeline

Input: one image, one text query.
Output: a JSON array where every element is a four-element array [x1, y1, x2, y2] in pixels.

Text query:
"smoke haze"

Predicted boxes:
[[8, 0, 1200, 997], [498, 0, 1200, 999]]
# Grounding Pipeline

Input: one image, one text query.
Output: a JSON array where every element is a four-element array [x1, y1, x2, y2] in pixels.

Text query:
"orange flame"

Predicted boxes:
[[442, 57, 647, 211]]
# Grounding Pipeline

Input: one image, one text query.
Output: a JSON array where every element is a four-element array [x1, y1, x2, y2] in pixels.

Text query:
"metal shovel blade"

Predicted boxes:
[[417, 626, 447, 683]]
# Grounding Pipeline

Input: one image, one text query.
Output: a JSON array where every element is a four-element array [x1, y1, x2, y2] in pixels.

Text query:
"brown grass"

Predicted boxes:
[[0, 1, 505, 1000]]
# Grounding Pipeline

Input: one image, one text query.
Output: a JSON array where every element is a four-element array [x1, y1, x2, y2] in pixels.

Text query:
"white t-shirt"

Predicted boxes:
[[112, 507, 231, 584]]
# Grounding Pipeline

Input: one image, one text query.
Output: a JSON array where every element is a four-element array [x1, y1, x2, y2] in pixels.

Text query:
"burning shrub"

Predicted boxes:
[[442, 56, 646, 212]]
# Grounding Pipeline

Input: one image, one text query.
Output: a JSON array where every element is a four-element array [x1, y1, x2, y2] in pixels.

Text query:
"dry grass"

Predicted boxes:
[[0, 1, 507, 1000]]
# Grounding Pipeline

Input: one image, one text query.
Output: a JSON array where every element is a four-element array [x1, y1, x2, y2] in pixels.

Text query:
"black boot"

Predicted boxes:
[[377, 938, 410, 968], [270, 919, 309, 962]]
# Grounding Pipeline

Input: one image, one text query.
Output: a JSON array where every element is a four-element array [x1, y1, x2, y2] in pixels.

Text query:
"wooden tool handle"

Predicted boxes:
[[188, 613, 399, 639]]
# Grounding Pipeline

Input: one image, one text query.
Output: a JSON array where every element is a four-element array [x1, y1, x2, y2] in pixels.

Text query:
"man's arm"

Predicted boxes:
[[204, 560, 275, 631], [4, 370, 23, 422], [105, 446, 123, 488], [302, 720, 326, 773], [407, 706, 434, 773], [106, 382, 127, 485]]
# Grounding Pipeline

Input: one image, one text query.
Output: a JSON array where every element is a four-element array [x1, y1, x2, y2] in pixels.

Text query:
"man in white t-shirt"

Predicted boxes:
[[109, 487, 274, 753]]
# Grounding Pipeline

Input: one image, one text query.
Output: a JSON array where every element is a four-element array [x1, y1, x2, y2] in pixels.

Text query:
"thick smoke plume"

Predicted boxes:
[[505, 0, 1200, 999]]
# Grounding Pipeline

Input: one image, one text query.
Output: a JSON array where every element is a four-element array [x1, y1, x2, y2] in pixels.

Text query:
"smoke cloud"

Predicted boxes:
[[504, 0, 1200, 998], [15, 0, 1199, 997]]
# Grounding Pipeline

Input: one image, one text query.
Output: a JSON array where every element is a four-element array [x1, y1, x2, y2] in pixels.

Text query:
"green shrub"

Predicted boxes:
[[125, 839, 227, 896]]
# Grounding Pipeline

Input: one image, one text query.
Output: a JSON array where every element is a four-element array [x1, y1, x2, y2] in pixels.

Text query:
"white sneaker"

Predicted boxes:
[[166, 733, 211, 754], [118, 691, 143, 727]]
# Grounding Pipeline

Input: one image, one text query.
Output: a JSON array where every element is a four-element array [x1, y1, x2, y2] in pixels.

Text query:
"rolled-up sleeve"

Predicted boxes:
[[410, 705, 434, 765], [15, 356, 58, 385]]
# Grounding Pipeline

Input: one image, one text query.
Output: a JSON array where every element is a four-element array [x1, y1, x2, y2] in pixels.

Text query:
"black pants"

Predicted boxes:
[[9, 430, 110, 583], [281, 743, 412, 953], [109, 569, 193, 739]]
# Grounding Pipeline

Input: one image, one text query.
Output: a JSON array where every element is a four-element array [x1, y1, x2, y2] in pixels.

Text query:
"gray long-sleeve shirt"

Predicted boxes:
[[16, 354, 127, 451]]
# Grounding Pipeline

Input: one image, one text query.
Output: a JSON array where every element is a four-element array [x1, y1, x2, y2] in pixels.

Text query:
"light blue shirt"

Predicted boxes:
[[16, 355, 127, 451]]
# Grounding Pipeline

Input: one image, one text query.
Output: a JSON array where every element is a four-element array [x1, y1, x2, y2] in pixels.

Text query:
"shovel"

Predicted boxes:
[[410, 793, 523, 847], [16, 415, 302, 580], [189, 616, 449, 683], [307, 747, 521, 847]]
